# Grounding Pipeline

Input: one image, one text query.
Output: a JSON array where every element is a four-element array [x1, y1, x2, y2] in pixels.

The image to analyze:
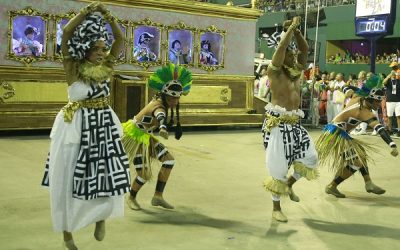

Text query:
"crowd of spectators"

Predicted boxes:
[[327, 50, 399, 64], [192, 0, 355, 9], [260, 0, 355, 12], [254, 61, 400, 137]]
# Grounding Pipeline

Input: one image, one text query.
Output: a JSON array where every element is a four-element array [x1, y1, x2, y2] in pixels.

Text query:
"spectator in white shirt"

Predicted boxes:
[[326, 71, 336, 123], [332, 73, 346, 118], [258, 67, 271, 101]]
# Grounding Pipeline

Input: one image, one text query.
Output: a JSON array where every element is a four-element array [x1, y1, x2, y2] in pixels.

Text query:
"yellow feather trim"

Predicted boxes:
[[293, 161, 319, 180], [78, 61, 112, 83], [282, 63, 303, 81], [121, 120, 159, 180], [316, 129, 374, 175], [263, 176, 289, 196]]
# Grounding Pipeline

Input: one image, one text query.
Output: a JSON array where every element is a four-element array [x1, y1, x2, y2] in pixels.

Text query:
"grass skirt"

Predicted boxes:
[[121, 120, 159, 180], [316, 124, 373, 174]]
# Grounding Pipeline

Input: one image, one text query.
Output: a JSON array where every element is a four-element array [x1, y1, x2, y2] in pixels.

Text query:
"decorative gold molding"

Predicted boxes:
[[181, 108, 253, 113], [180, 85, 231, 105], [220, 88, 231, 102], [251, 0, 259, 9], [0, 111, 59, 115], [2, 81, 67, 103], [197, 25, 226, 72], [246, 74, 253, 109], [169, 21, 196, 31], [0, 81, 16, 103], [130, 18, 164, 70], [0, 65, 258, 129], [180, 122, 262, 127], [78, 0, 262, 20], [7, 7, 50, 67], [52, 12, 129, 65], [0, 65, 255, 81], [194, 74, 254, 82]]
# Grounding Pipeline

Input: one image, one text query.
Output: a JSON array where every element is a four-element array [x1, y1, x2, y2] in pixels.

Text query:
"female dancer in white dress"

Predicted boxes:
[[41, 2, 131, 249]]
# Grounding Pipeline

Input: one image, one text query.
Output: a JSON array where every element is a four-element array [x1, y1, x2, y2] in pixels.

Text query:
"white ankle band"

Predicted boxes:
[[271, 194, 280, 201]]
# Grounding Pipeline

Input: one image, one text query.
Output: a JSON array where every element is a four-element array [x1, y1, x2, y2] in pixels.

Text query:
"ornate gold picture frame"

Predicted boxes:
[[197, 25, 226, 72], [52, 11, 76, 62], [52, 13, 128, 65], [7, 7, 50, 66], [166, 21, 197, 67], [130, 18, 164, 70], [105, 18, 129, 65]]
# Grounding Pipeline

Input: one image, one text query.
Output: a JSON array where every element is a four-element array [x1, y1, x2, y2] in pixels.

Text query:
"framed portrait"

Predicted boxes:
[[198, 25, 226, 72], [167, 21, 196, 67], [105, 19, 129, 65], [53, 11, 75, 62], [7, 7, 49, 66], [131, 18, 163, 70]]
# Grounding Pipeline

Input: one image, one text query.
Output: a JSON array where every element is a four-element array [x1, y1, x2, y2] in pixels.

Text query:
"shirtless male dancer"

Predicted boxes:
[[262, 16, 318, 222]]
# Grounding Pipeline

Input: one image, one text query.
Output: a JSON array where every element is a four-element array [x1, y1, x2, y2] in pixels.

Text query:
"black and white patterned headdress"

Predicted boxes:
[[263, 31, 297, 51], [67, 13, 109, 60]]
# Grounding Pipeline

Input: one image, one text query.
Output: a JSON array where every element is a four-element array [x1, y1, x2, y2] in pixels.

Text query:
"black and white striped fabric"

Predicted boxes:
[[264, 31, 297, 51], [67, 13, 109, 60], [42, 80, 131, 200], [133, 142, 169, 169], [262, 119, 312, 167], [42, 153, 50, 185], [264, 31, 281, 49]]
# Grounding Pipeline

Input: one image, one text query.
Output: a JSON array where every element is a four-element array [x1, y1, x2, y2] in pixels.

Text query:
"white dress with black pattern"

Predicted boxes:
[[42, 80, 131, 232]]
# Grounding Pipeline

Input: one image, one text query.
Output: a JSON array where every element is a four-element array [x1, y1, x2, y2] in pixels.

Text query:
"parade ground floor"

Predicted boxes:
[[0, 128, 399, 250]]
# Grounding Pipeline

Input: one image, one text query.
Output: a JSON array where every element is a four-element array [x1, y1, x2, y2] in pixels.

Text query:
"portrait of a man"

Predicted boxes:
[[169, 39, 191, 65], [168, 29, 193, 65], [12, 16, 45, 57], [133, 26, 160, 62]]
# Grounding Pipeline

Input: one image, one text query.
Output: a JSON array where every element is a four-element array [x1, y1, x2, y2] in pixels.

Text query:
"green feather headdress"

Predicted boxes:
[[148, 64, 192, 97], [356, 74, 384, 100]]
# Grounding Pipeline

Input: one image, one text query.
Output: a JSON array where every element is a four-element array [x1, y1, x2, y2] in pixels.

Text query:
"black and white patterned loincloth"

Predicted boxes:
[[262, 117, 312, 167]]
